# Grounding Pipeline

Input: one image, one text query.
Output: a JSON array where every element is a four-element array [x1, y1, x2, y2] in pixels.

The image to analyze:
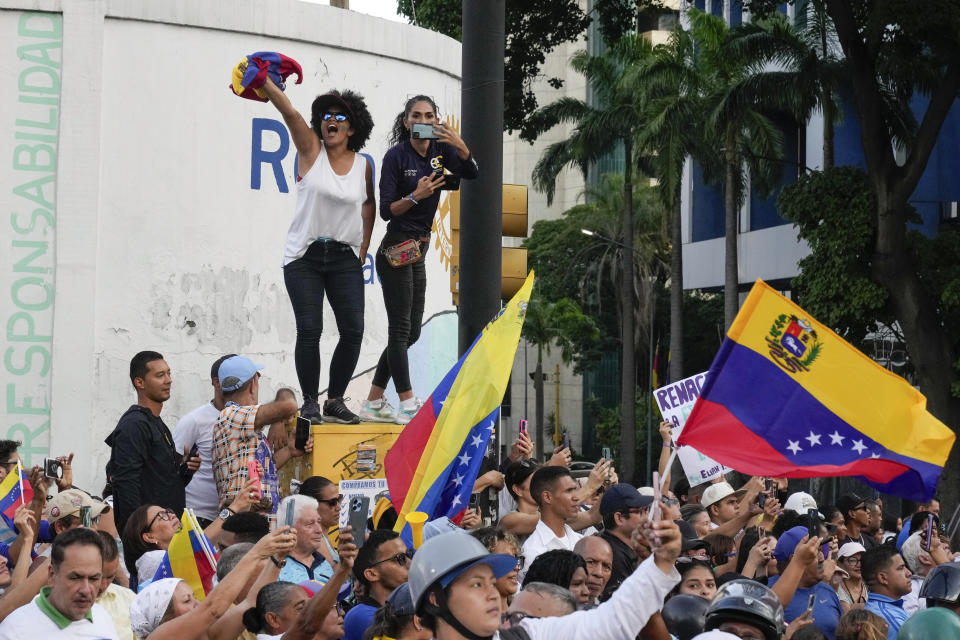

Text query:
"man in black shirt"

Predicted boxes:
[[105, 351, 200, 534], [837, 492, 876, 549], [598, 483, 653, 601]]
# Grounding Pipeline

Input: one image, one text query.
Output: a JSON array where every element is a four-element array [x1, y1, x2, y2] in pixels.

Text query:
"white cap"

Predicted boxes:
[[701, 481, 743, 508], [838, 541, 867, 558], [693, 632, 741, 640], [783, 491, 821, 517], [637, 486, 655, 497]]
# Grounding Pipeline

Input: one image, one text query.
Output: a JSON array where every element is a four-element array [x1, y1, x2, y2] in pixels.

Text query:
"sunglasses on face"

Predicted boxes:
[[317, 495, 342, 507], [322, 113, 349, 122], [370, 550, 414, 568]]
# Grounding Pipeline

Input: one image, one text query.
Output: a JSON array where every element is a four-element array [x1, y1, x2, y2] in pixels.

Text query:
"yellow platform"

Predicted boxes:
[[309, 423, 404, 482]]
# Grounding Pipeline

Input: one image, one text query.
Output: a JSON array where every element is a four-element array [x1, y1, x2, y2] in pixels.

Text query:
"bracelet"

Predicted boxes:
[[269, 555, 286, 568], [663, 443, 673, 449], [406, 193, 419, 205]]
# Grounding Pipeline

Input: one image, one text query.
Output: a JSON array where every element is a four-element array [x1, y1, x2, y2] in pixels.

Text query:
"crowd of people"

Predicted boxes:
[[0, 76, 956, 639], [0, 343, 956, 640]]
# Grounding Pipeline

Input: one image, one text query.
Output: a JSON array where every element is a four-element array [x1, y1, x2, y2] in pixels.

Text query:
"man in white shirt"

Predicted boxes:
[[174, 354, 235, 526], [521, 466, 583, 577], [0, 528, 119, 639]]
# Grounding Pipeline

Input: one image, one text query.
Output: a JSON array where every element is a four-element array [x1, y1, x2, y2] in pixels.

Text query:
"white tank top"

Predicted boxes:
[[283, 145, 367, 266]]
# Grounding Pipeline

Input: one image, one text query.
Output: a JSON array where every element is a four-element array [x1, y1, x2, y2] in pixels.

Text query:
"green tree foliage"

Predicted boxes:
[[778, 167, 890, 343], [396, 0, 589, 136]]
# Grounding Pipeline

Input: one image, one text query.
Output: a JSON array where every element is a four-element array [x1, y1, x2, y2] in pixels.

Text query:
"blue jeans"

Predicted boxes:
[[283, 240, 364, 400], [372, 234, 428, 394]]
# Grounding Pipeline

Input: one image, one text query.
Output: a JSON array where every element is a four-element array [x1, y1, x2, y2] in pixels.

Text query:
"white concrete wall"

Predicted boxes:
[[0, 0, 464, 491]]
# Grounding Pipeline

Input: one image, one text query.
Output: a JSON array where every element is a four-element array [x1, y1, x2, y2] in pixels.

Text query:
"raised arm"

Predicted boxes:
[[253, 396, 299, 429], [282, 526, 358, 640], [147, 527, 296, 640], [262, 77, 319, 174]]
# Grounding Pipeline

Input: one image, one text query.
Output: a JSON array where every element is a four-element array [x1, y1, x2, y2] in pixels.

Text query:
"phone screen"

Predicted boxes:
[[924, 513, 934, 551], [285, 499, 296, 529], [411, 123, 438, 139], [295, 416, 310, 451], [807, 508, 819, 540], [806, 591, 816, 611]]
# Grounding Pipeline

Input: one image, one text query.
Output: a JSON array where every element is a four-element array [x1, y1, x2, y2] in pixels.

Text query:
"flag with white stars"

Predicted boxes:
[[386, 273, 535, 541], [678, 279, 955, 501]]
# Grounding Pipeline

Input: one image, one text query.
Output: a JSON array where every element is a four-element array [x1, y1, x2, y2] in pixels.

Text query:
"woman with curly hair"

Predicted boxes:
[[521, 549, 590, 607], [360, 95, 478, 425], [262, 78, 375, 426]]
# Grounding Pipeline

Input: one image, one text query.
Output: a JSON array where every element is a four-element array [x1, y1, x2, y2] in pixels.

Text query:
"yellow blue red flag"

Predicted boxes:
[[386, 272, 534, 539], [0, 462, 33, 530], [678, 279, 955, 501], [152, 510, 218, 599]]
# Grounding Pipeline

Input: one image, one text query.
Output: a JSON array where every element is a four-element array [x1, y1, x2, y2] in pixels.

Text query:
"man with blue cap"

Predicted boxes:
[[212, 356, 311, 521]]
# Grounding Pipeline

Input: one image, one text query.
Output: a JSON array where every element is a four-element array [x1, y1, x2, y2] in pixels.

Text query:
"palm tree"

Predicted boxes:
[[727, 0, 845, 168], [521, 294, 600, 460], [626, 24, 711, 383], [526, 34, 656, 481], [690, 9, 786, 328]]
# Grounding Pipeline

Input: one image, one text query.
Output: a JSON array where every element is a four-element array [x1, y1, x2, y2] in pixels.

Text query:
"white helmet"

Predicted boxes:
[[408, 531, 517, 612]]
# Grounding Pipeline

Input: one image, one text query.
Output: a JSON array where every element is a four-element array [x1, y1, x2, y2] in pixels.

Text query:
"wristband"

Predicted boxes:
[[406, 193, 419, 205], [663, 443, 673, 449], [269, 555, 286, 568]]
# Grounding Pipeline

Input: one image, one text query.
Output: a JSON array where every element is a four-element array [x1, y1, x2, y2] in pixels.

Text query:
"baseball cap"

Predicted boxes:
[[600, 483, 654, 515], [218, 356, 264, 392], [45, 489, 109, 523], [838, 541, 867, 559], [773, 526, 808, 563], [836, 492, 865, 517], [783, 491, 821, 517], [701, 482, 744, 509]]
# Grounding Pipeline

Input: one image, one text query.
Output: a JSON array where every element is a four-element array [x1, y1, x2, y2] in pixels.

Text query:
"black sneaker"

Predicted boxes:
[[301, 398, 324, 425], [324, 397, 360, 424]]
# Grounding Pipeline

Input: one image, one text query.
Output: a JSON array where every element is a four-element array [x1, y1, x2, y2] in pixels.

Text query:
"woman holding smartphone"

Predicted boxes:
[[360, 95, 478, 425], [262, 78, 375, 426]]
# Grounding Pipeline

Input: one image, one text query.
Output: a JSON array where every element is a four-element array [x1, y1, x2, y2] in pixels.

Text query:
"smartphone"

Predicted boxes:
[[43, 457, 63, 479], [348, 496, 370, 549], [924, 513, 934, 551], [519, 419, 528, 437], [294, 416, 311, 452], [284, 498, 297, 529], [80, 506, 92, 528], [561, 432, 570, 451], [247, 460, 261, 499], [650, 471, 662, 523], [601, 447, 612, 461], [188, 443, 199, 460], [469, 492, 480, 510], [806, 591, 816, 612], [411, 123, 438, 139], [807, 508, 820, 540]]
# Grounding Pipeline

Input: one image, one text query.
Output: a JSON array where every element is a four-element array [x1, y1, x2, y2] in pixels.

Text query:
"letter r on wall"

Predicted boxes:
[[251, 118, 290, 192]]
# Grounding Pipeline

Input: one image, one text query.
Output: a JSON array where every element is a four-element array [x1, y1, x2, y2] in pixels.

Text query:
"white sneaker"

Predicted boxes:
[[396, 398, 423, 425], [359, 398, 398, 423]]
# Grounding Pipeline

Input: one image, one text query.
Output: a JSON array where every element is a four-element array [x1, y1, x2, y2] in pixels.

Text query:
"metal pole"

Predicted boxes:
[[458, 0, 505, 355], [646, 300, 654, 478]]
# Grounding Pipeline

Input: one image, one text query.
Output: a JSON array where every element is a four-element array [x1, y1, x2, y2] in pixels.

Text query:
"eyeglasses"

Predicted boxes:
[[335, 602, 346, 617], [322, 113, 349, 122], [317, 496, 342, 507], [840, 556, 862, 565], [513, 554, 526, 571], [501, 611, 538, 627], [370, 550, 414, 568], [145, 508, 177, 532]]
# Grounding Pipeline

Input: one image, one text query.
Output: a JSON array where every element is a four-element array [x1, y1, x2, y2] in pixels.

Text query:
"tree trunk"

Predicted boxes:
[[621, 137, 637, 482], [823, 99, 835, 169], [534, 345, 545, 462], [723, 125, 740, 329], [670, 197, 684, 382]]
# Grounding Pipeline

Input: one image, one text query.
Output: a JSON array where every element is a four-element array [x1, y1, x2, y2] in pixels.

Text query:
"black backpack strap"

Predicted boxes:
[[499, 625, 532, 640]]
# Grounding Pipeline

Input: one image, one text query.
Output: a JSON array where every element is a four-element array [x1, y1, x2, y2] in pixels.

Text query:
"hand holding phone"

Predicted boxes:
[[348, 496, 370, 549], [519, 419, 528, 437], [411, 123, 439, 139], [294, 416, 311, 452], [924, 513, 934, 551], [561, 431, 570, 451], [43, 457, 63, 480], [650, 471, 663, 523], [807, 508, 820, 540], [247, 460, 261, 500]]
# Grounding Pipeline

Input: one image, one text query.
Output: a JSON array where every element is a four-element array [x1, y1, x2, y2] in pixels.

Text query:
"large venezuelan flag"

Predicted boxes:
[[152, 510, 218, 599], [0, 462, 33, 530], [678, 279, 955, 501], [386, 273, 534, 539]]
